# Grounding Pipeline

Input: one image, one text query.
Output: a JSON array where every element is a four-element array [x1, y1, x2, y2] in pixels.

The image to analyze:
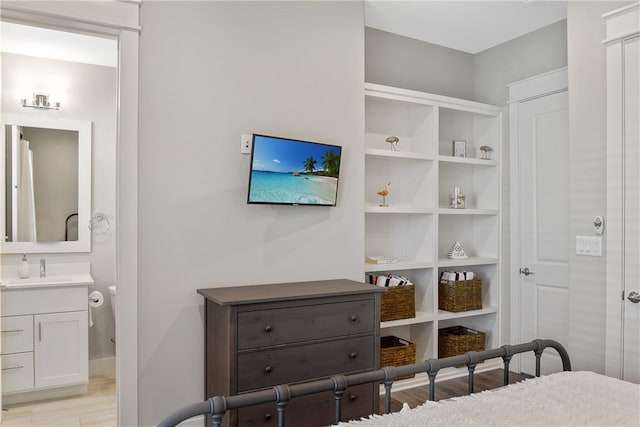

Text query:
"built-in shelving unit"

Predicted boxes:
[[364, 83, 502, 388]]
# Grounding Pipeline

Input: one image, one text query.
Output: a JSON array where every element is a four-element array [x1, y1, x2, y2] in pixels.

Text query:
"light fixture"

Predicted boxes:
[[21, 93, 61, 110]]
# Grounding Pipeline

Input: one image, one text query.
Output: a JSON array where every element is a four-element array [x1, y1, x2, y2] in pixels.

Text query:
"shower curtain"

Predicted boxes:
[[17, 138, 37, 241]]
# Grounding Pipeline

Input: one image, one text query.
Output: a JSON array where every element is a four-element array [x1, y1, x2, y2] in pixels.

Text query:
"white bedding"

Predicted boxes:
[[338, 371, 640, 426]]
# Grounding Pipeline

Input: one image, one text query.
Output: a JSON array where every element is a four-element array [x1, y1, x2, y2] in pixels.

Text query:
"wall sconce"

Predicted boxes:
[[21, 93, 61, 110]]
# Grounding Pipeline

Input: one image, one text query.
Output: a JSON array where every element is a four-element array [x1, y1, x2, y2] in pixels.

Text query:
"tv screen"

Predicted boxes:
[[247, 134, 342, 206]]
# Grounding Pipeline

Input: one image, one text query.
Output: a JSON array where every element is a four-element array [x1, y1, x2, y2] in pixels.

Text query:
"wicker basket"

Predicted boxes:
[[438, 326, 486, 359], [381, 285, 416, 322], [438, 278, 482, 312], [380, 336, 416, 380]]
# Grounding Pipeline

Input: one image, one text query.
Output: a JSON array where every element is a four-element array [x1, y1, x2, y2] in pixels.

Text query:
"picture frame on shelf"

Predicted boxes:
[[453, 140, 466, 157]]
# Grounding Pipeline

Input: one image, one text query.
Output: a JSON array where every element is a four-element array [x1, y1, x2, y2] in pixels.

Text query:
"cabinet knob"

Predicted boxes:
[[264, 325, 272, 333], [349, 394, 357, 402], [349, 352, 358, 359], [264, 413, 272, 421], [349, 315, 358, 322], [264, 366, 273, 374]]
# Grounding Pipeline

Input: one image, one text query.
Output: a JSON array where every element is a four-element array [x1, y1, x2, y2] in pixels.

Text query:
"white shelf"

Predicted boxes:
[[364, 260, 434, 273], [437, 257, 498, 268], [438, 155, 497, 166], [437, 306, 498, 321], [365, 83, 502, 366], [438, 208, 498, 215], [365, 148, 432, 160], [381, 311, 434, 329], [366, 204, 435, 214]]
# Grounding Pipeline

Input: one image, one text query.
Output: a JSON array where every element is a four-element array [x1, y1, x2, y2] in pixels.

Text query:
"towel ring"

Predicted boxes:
[[89, 212, 111, 235]]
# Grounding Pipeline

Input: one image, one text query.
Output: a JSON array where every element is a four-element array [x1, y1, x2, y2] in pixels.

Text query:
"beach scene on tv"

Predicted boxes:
[[248, 135, 341, 205]]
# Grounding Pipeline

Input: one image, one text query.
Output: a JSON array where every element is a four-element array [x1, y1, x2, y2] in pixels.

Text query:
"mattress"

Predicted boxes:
[[337, 371, 640, 426]]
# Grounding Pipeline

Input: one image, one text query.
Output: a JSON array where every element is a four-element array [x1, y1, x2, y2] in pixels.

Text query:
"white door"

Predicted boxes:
[[34, 311, 88, 388], [622, 36, 640, 383], [516, 90, 570, 376]]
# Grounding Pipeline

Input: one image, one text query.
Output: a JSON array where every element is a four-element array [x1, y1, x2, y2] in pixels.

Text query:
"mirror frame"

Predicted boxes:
[[1, 113, 92, 253]]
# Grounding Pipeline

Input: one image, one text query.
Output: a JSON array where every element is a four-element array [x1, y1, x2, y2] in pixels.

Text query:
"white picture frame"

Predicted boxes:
[[453, 140, 466, 157]]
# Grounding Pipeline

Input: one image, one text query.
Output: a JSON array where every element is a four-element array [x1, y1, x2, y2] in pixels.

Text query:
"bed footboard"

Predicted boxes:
[[158, 339, 571, 427]]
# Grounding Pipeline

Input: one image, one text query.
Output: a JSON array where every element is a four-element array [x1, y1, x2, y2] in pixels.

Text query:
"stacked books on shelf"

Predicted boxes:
[[366, 255, 398, 264]]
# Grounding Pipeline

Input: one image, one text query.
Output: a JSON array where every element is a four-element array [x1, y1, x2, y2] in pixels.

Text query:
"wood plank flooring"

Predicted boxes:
[[1, 369, 529, 426], [1, 376, 116, 427], [382, 369, 532, 413]]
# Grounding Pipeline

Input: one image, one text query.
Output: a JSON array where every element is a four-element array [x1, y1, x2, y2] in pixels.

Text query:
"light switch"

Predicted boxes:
[[576, 236, 602, 256]]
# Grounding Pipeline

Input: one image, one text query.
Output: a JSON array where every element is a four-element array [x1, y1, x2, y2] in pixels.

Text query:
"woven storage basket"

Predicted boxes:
[[380, 336, 416, 380], [438, 326, 486, 359], [381, 285, 416, 322], [438, 278, 482, 312]]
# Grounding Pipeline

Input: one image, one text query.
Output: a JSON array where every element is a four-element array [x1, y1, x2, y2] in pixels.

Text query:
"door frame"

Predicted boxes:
[[603, 3, 640, 380], [0, 3, 140, 425], [507, 67, 568, 372]]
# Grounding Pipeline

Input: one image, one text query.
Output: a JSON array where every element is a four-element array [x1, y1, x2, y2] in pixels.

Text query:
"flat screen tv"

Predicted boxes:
[[247, 134, 342, 206]]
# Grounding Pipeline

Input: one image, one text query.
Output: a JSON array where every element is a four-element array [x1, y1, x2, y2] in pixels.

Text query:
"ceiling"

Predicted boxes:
[[0, 21, 117, 67], [364, 1, 568, 54]]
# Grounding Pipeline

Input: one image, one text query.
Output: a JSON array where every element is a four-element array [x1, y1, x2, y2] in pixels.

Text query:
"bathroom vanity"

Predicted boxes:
[[0, 264, 93, 404]]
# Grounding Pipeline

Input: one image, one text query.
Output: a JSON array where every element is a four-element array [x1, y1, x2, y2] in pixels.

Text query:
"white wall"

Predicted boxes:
[[1, 53, 117, 362], [566, 0, 632, 373], [365, 27, 475, 100], [137, 2, 364, 425]]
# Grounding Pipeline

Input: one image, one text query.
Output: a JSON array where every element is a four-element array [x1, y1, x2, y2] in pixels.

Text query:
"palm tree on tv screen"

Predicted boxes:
[[321, 150, 340, 177], [303, 156, 316, 173]]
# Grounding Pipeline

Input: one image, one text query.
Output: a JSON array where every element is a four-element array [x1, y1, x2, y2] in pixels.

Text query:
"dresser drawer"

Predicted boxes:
[[1, 351, 34, 393], [1, 315, 34, 355], [237, 299, 375, 350], [238, 383, 375, 426], [237, 335, 375, 392]]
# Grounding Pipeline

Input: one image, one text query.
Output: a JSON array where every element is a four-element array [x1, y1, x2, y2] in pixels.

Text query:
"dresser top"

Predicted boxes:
[[197, 279, 384, 306]]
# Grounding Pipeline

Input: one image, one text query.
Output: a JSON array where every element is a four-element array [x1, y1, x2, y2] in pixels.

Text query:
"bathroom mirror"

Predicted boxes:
[[1, 113, 91, 253]]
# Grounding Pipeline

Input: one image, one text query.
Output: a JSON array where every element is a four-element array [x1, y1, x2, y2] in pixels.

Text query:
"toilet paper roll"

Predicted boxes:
[[88, 291, 104, 328], [89, 291, 104, 308]]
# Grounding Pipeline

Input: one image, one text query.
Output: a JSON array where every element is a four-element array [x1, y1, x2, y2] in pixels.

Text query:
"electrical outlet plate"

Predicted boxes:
[[241, 134, 252, 154]]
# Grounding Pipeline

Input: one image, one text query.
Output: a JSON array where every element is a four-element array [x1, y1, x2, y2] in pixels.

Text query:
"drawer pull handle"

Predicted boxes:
[[349, 352, 358, 359], [264, 366, 273, 374], [264, 413, 272, 421], [2, 365, 24, 371], [1, 329, 24, 334], [350, 315, 358, 322], [264, 325, 272, 333], [349, 394, 357, 402]]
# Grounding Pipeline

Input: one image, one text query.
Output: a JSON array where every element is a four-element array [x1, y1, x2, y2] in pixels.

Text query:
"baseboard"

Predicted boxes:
[[89, 356, 116, 377]]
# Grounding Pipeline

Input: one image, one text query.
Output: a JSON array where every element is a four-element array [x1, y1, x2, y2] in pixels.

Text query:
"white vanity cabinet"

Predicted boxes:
[[1, 284, 89, 402]]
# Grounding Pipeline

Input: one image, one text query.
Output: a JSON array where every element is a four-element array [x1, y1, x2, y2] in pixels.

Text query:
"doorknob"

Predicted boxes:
[[519, 267, 536, 276], [628, 291, 640, 303]]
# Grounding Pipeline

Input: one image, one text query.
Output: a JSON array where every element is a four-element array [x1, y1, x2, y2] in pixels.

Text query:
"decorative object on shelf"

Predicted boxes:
[[365, 256, 398, 265], [480, 145, 493, 160], [385, 136, 399, 151], [447, 240, 468, 259], [377, 182, 390, 206], [448, 186, 466, 209], [453, 140, 466, 157]]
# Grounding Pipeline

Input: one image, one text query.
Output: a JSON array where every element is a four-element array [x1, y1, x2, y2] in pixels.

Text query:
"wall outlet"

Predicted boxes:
[[241, 134, 252, 154]]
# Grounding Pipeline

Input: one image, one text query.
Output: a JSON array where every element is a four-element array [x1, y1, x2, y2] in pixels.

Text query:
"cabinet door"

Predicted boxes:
[[34, 311, 88, 388]]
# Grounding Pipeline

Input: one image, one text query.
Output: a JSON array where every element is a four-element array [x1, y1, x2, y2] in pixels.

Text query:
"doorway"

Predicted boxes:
[[508, 68, 569, 376]]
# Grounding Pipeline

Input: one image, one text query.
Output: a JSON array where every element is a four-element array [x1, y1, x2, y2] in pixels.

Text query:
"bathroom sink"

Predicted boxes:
[[1, 276, 74, 288]]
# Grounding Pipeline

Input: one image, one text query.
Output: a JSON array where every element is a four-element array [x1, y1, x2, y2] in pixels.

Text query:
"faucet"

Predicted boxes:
[[40, 259, 46, 278]]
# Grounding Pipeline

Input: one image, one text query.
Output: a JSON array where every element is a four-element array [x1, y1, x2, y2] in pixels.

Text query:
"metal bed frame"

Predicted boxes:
[[158, 339, 571, 427]]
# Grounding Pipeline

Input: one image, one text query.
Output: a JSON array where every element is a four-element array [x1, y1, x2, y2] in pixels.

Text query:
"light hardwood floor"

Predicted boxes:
[[1, 376, 116, 427]]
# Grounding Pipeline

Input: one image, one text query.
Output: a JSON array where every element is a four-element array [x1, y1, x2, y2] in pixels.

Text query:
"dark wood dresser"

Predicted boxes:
[[197, 279, 384, 427]]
